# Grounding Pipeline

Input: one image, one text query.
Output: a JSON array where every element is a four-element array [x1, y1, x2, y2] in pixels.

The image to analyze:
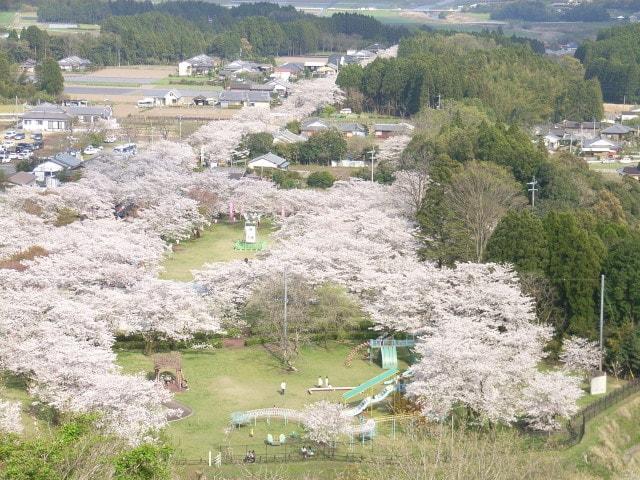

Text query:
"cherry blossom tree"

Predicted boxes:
[[0, 399, 23, 434], [302, 401, 350, 444], [560, 336, 601, 376]]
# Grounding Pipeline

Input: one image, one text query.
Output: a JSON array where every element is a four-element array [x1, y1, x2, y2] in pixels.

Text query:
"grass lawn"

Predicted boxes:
[[0, 11, 16, 27], [117, 342, 405, 459], [159, 221, 274, 282]]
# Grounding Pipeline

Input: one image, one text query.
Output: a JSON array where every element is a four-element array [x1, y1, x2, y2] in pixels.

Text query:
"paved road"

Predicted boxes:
[[64, 85, 214, 97]]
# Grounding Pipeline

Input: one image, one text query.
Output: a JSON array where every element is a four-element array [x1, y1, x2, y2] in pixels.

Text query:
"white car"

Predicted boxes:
[[8, 151, 18, 160], [16, 151, 32, 160], [3, 130, 16, 139], [83, 145, 103, 155], [2, 140, 15, 148]]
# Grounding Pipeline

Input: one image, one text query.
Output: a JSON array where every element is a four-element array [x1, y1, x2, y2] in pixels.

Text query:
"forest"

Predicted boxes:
[[576, 23, 640, 103], [28, 0, 407, 63], [336, 31, 603, 124]]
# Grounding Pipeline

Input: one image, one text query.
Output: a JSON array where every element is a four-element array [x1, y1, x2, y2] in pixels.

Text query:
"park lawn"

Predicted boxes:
[[117, 342, 404, 460], [159, 221, 274, 282]]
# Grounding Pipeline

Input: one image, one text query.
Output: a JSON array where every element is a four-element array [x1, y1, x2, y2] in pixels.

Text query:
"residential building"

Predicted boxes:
[[6, 171, 36, 187], [178, 54, 219, 76], [193, 95, 214, 106], [220, 60, 271, 78], [601, 124, 636, 141], [33, 153, 82, 185], [543, 133, 562, 151], [337, 123, 366, 137], [58, 55, 92, 72], [373, 123, 414, 138], [20, 58, 36, 74], [247, 152, 289, 170], [150, 90, 182, 106], [622, 166, 640, 180], [217, 90, 271, 109], [271, 63, 304, 81], [22, 104, 72, 132], [581, 137, 620, 155], [300, 118, 329, 137], [273, 129, 307, 144]]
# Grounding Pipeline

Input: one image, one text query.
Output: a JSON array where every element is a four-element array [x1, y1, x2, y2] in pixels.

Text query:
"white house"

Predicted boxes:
[[58, 55, 92, 72], [581, 137, 620, 155], [247, 152, 289, 170], [149, 90, 182, 106], [178, 54, 219, 76], [22, 104, 72, 132], [543, 133, 561, 151], [33, 153, 82, 184]]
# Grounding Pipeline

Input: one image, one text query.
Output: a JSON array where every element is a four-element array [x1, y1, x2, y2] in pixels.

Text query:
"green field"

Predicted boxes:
[[0, 11, 16, 27], [159, 221, 274, 282], [117, 342, 399, 459]]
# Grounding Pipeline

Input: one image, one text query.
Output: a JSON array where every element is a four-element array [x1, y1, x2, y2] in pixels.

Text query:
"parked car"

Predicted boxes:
[[16, 151, 32, 160], [32, 141, 43, 150], [0, 152, 9, 163], [13, 132, 25, 140], [83, 145, 103, 155], [2, 140, 15, 148], [4, 130, 16, 139], [7, 151, 18, 160], [31, 133, 43, 141]]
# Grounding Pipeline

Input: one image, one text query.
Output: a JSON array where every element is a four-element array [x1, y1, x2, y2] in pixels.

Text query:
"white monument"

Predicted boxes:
[[243, 212, 261, 244]]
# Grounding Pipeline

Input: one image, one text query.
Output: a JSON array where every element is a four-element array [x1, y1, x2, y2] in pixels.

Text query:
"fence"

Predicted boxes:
[[562, 377, 640, 447]]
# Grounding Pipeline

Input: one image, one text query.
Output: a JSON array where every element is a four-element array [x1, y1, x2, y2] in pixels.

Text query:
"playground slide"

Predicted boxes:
[[343, 384, 395, 417], [381, 345, 398, 369]]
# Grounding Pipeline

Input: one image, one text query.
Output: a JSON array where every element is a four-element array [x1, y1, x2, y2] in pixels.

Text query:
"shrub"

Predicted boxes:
[[307, 170, 335, 189]]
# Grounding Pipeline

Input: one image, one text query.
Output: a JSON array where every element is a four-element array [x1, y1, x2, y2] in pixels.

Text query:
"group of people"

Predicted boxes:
[[243, 450, 257, 463], [300, 446, 315, 460], [317, 376, 330, 388]]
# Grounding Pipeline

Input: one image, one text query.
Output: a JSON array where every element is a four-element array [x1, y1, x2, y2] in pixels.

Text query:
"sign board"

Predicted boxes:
[[245, 225, 256, 244], [590, 373, 607, 395]]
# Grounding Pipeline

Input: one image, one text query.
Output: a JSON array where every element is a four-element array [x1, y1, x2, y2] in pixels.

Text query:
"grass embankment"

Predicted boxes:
[[159, 221, 273, 282], [117, 343, 400, 459]]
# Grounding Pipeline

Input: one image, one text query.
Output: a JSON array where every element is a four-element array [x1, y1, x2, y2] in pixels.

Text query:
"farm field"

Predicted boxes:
[[160, 221, 274, 282]]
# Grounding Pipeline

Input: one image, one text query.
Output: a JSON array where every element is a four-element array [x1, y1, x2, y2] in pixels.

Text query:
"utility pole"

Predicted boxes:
[[527, 176, 538, 208], [368, 149, 375, 182], [600, 274, 605, 372]]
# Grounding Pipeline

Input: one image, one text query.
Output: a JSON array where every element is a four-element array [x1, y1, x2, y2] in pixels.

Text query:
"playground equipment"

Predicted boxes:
[[307, 386, 353, 394], [368, 337, 416, 369], [231, 407, 304, 427], [343, 384, 395, 417], [342, 368, 398, 401]]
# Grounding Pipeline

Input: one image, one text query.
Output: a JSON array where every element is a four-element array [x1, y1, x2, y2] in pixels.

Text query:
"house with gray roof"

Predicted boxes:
[[247, 152, 289, 170], [6, 171, 36, 187], [33, 152, 82, 186], [273, 129, 307, 144], [217, 90, 271, 109], [336, 123, 366, 137], [178, 54, 220, 76], [58, 55, 92, 72], [601, 124, 636, 141], [22, 104, 72, 132], [373, 122, 414, 138]]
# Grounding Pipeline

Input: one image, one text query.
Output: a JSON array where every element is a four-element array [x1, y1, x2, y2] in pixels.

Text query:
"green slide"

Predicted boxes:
[[381, 345, 398, 370], [343, 368, 399, 401]]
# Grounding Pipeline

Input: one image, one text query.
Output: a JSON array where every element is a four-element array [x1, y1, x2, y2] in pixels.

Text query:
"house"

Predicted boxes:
[[300, 118, 329, 137], [247, 152, 289, 170], [220, 60, 271, 78], [178, 54, 219, 77], [193, 95, 214, 106], [581, 137, 620, 155], [601, 124, 636, 141], [543, 133, 562, 151], [373, 123, 414, 138], [347, 49, 374, 60], [621, 166, 640, 180], [327, 54, 361, 70], [6, 171, 36, 187], [217, 90, 271, 109], [336, 123, 366, 137], [22, 103, 111, 131], [152, 90, 182, 106], [304, 61, 326, 71], [271, 63, 304, 81], [58, 55, 91, 72], [22, 104, 72, 132], [20, 58, 36, 74], [273, 129, 307, 144], [33, 153, 82, 185], [618, 111, 639, 122], [65, 105, 112, 125]]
